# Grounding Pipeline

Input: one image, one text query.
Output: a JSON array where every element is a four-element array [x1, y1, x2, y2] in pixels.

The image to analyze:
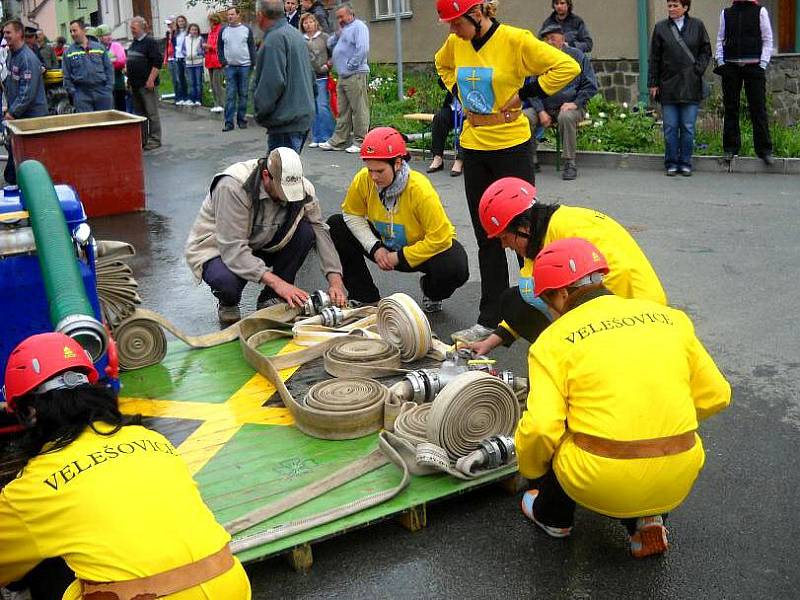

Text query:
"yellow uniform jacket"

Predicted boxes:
[[0, 424, 250, 599], [435, 23, 580, 151], [515, 294, 731, 518], [342, 167, 457, 268], [499, 205, 667, 338]]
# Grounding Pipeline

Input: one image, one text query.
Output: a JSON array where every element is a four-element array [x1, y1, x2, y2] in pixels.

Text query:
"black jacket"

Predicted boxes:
[[648, 16, 711, 104], [540, 12, 593, 53]]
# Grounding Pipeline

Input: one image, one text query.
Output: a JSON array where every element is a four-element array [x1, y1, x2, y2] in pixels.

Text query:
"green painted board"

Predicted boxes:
[[119, 338, 516, 564]]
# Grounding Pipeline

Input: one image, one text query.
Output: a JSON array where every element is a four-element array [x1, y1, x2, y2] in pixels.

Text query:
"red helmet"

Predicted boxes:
[[437, 0, 484, 21], [3, 332, 98, 413], [360, 127, 408, 160], [479, 177, 537, 238], [533, 238, 609, 297]]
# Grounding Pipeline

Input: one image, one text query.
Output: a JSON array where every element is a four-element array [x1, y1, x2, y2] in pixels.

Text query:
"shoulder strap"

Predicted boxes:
[[669, 20, 696, 64]]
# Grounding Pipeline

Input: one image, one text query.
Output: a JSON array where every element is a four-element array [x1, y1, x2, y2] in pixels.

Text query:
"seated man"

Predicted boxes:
[[524, 23, 597, 180], [185, 147, 346, 324], [516, 238, 731, 558], [327, 127, 469, 313]]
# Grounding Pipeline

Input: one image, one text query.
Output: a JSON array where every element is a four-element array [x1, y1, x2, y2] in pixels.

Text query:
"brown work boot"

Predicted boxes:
[[217, 303, 241, 326]]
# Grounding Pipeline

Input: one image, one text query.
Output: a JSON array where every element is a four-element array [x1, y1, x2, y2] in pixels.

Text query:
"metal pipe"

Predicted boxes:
[[637, 0, 650, 106], [394, 0, 404, 100]]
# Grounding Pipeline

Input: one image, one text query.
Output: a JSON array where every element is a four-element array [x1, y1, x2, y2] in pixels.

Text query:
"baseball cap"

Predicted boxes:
[[165, 14, 176, 24], [267, 147, 306, 202], [538, 23, 564, 38], [95, 24, 111, 36], [24, 26, 38, 36]]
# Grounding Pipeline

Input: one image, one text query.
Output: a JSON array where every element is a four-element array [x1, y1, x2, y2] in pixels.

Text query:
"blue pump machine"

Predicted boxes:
[[0, 184, 119, 404]]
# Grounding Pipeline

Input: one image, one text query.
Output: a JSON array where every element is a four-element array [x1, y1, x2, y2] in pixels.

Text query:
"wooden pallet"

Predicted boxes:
[[117, 338, 522, 570]]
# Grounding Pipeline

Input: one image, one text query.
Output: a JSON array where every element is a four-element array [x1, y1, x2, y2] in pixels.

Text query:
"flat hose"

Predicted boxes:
[[377, 293, 435, 362], [17, 160, 107, 359]]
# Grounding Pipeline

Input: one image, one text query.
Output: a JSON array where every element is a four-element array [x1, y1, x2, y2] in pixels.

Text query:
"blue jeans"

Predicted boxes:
[[311, 77, 335, 143], [169, 59, 188, 102], [268, 131, 308, 154], [224, 65, 250, 126], [186, 66, 203, 103], [662, 102, 699, 170]]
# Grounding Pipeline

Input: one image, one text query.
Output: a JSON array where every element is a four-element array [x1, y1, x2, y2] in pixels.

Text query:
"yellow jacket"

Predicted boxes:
[[342, 167, 456, 268], [499, 205, 667, 338], [435, 23, 580, 151], [515, 294, 731, 518], [0, 424, 250, 599]]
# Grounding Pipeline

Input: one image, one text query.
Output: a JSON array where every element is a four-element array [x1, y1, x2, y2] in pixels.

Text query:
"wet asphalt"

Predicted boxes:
[[90, 108, 799, 599]]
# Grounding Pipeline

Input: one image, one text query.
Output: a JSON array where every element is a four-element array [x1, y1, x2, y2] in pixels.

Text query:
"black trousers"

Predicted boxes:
[[462, 140, 535, 328], [430, 102, 462, 159], [498, 286, 551, 344], [3, 143, 16, 185], [533, 469, 667, 536], [327, 213, 469, 303], [6, 557, 73, 599], [720, 63, 773, 157]]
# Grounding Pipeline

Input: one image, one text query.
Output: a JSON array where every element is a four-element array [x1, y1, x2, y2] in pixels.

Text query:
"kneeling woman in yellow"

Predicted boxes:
[[515, 238, 730, 558], [466, 176, 667, 353], [0, 333, 251, 599], [327, 127, 469, 312]]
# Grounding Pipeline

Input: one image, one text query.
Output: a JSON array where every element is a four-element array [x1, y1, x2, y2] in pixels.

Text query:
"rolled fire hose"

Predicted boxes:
[[17, 160, 107, 360]]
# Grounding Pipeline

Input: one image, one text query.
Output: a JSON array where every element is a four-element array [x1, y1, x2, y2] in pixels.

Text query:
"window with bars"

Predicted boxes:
[[374, 0, 412, 20]]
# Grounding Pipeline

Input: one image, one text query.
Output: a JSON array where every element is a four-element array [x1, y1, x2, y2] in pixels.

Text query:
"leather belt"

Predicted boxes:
[[572, 431, 697, 460], [466, 109, 522, 127], [81, 544, 234, 600]]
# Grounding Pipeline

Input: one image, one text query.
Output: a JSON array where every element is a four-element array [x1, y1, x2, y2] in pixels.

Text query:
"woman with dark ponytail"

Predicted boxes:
[[0, 332, 251, 599], [466, 178, 667, 356]]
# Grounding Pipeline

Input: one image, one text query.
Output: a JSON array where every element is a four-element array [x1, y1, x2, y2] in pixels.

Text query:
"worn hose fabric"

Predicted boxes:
[[377, 293, 434, 362]]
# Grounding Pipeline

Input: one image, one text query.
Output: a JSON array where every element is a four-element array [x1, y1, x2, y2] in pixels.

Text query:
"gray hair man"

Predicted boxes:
[[253, 0, 316, 153], [126, 16, 163, 149]]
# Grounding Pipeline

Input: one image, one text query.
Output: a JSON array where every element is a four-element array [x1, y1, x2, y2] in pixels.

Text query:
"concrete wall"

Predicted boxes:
[[352, 0, 779, 64]]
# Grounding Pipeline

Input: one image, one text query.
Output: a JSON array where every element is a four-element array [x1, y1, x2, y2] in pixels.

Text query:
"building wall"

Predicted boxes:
[[352, 0, 778, 64]]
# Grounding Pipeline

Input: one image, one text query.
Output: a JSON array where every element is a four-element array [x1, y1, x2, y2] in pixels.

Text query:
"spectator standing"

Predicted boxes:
[[53, 36, 67, 62], [649, 0, 711, 177], [253, 0, 316, 153], [2, 19, 48, 185], [205, 13, 225, 113], [23, 26, 42, 63], [524, 23, 598, 181], [715, 0, 774, 165], [302, 13, 335, 147], [36, 31, 57, 69], [285, 0, 301, 28], [127, 16, 163, 150], [318, 3, 369, 153], [540, 0, 593, 53], [96, 24, 128, 113], [172, 15, 190, 105], [219, 6, 256, 132], [183, 23, 205, 106], [62, 20, 114, 112], [301, 0, 331, 33], [163, 18, 178, 102]]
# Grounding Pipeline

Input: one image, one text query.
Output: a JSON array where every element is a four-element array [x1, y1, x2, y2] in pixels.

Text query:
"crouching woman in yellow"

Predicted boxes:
[[0, 333, 251, 598], [327, 127, 469, 312], [515, 238, 730, 558]]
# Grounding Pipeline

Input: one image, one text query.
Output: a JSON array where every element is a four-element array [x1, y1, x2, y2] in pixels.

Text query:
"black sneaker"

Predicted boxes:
[[665, 167, 678, 176], [723, 152, 735, 162], [761, 153, 776, 166], [238, 121, 248, 129], [222, 123, 234, 132], [679, 166, 692, 177], [562, 162, 577, 180]]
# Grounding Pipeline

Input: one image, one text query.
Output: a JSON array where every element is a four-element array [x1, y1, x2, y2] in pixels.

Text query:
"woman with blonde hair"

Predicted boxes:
[[301, 12, 335, 147]]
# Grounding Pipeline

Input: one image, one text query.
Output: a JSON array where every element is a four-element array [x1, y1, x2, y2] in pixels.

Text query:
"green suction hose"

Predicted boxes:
[[17, 160, 107, 360]]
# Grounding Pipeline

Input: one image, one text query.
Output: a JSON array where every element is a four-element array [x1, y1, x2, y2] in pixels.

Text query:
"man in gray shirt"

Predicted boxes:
[[219, 6, 256, 131], [253, 0, 316, 153], [185, 147, 346, 325]]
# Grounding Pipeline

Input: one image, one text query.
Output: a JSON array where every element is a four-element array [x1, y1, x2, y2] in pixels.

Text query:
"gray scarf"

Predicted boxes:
[[378, 161, 410, 213]]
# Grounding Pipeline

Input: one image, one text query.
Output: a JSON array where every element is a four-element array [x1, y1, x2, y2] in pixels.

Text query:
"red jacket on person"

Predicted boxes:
[[205, 23, 223, 69]]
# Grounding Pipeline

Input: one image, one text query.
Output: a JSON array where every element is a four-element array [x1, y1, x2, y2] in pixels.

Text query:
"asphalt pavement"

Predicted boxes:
[[91, 108, 800, 599]]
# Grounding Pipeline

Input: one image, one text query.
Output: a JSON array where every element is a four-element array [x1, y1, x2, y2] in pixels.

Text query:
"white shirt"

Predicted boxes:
[[672, 15, 686, 32], [715, 5, 773, 68]]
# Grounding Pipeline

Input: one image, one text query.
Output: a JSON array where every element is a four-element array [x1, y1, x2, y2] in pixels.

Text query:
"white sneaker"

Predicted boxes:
[[210, 106, 224, 113], [177, 100, 189, 106], [319, 141, 339, 151], [308, 142, 320, 148], [345, 144, 362, 154], [194, 101, 202, 106], [451, 323, 495, 344]]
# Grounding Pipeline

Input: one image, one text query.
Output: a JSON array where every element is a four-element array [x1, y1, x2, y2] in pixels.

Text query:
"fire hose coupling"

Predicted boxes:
[[303, 290, 332, 316], [55, 314, 108, 362], [478, 435, 516, 469], [404, 369, 445, 403], [318, 306, 344, 328]]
